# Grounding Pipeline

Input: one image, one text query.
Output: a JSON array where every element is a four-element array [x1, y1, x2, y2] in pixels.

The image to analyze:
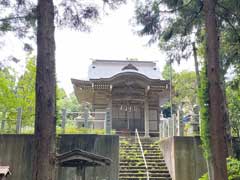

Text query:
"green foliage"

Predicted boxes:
[[57, 91, 82, 113], [199, 157, 240, 180], [226, 84, 240, 137], [0, 57, 36, 132], [199, 173, 208, 180], [227, 157, 240, 179], [198, 61, 210, 159], [17, 57, 36, 127], [133, 0, 240, 80], [162, 63, 176, 80], [134, 0, 203, 62], [0, 0, 126, 36], [162, 63, 197, 113], [56, 87, 67, 124], [0, 67, 18, 111], [174, 70, 197, 112], [56, 90, 83, 127], [0, 57, 83, 133], [57, 127, 109, 135], [22, 126, 115, 135], [0, 67, 18, 131]]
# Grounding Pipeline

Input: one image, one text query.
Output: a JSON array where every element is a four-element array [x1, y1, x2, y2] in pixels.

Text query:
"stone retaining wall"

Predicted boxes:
[[160, 136, 207, 180], [0, 134, 119, 180]]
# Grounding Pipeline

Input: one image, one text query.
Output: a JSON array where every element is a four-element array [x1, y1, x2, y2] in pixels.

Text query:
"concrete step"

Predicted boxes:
[[120, 159, 165, 163], [121, 156, 164, 160], [119, 174, 171, 178], [120, 162, 167, 167], [119, 169, 170, 174], [120, 166, 168, 170], [119, 177, 172, 180], [119, 137, 171, 180]]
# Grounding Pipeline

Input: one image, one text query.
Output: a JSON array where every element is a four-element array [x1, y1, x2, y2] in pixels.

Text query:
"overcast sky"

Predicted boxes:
[[1, 1, 195, 94]]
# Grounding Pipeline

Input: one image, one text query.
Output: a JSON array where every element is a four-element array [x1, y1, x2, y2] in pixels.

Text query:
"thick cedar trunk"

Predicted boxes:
[[33, 0, 56, 179], [203, 0, 228, 180]]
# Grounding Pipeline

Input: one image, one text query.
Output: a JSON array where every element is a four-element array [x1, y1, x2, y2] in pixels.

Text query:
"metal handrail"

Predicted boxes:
[[135, 129, 149, 180]]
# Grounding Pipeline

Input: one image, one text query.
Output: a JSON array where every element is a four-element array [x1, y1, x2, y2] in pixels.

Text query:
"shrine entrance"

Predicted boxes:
[[112, 101, 144, 133]]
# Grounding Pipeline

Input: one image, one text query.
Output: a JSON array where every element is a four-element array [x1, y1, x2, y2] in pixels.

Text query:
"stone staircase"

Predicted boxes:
[[119, 137, 171, 180]]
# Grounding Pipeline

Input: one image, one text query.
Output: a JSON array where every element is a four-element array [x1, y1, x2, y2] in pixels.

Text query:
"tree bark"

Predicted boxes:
[[203, 0, 228, 180], [32, 0, 56, 179]]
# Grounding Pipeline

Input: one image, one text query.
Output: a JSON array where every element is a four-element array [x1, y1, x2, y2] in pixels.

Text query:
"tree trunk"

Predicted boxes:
[[32, 0, 56, 179], [203, 0, 228, 180]]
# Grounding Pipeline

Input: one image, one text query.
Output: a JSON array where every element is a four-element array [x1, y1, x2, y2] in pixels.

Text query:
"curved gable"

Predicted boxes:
[[122, 63, 138, 71]]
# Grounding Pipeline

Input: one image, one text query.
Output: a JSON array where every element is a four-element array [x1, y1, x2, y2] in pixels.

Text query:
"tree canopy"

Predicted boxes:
[[133, 0, 240, 75]]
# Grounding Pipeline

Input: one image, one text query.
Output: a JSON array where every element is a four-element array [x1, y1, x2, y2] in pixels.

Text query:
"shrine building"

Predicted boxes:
[[71, 60, 170, 136]]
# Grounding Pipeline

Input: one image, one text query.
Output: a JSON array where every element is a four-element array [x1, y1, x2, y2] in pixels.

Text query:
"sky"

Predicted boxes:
[[1, 1, 195, 94]]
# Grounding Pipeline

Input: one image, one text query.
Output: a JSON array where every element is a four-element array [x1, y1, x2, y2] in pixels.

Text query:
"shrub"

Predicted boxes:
[[199, 157, 240, 180]]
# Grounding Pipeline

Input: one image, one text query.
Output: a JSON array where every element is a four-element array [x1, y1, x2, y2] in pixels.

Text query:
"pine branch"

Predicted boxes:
[[0, 15, 28, 22], [217, 12, 240, 43], [158, 0, 194, 13], [216, 2, 240, 21], [184, 3, 203, 30]]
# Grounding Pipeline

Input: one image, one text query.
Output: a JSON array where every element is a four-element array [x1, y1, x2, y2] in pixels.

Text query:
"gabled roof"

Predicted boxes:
[[88, 59, 162, 80], [56, 149, 112, 167]]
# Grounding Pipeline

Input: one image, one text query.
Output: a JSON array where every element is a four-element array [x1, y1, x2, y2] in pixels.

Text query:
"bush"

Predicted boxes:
[[228, 157, 240, 180], [199, 157, 240, 180]]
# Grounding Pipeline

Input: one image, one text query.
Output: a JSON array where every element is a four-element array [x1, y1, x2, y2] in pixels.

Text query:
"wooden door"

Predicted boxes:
[[129, 106, 144, 132]]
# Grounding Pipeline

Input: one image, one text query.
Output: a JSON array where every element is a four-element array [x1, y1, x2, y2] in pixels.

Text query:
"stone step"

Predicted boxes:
[[120, 162, 167, 167], [119, 174, 171, 178], [120, 144, 159, 147], [119, 138, 171, 180], [121, 147, 160, 151], [119, 172, 147, 177], [119, 169, 170, 173], [149, 173, 171, 178], [120, 159, 165, 163], [120, 143, 158, 146], [122, 149, 161, 153], [121, 156, 164, 160], [121, 152, 163, 156], [119, 177, 172, 180], [120, 166, 168, 170]]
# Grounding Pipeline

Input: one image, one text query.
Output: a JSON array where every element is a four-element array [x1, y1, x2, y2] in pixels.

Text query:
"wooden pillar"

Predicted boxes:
[[105, 95, 112, 134], [105, 108, 112, 134], [76, 167, 85, 180], [144, 96, 149, 137]]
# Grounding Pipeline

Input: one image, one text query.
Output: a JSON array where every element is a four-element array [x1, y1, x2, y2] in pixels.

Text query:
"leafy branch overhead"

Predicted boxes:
[[133, 0, 240, 70], [0, 0, 126, 42]]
